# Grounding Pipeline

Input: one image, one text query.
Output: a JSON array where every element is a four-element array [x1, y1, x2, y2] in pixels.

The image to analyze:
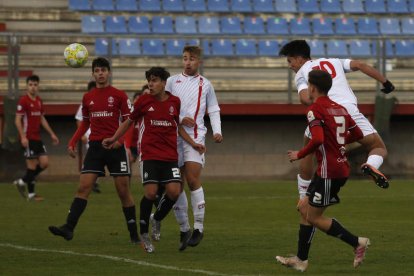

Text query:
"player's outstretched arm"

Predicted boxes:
[[350, 60, 395, 94], [102, 119, 132, 149]]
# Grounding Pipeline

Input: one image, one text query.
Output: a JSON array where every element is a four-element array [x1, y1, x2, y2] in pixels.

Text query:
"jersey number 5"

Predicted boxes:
[[312, 61, 337, 79], [334, 116, 346, 144]]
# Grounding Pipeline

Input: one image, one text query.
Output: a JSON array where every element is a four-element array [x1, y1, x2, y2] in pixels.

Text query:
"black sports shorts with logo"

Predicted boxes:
[[82, 141, 130, 176], [24, 140, 47, 159], [140, 160, 182, 185], [307, 174, 348, 207]]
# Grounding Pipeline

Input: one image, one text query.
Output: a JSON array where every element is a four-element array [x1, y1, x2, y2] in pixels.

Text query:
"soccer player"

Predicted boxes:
[[279, 40, 394, 202], [165, 45, 223, 250], [102, 67, 205, 253], [49, 57, 139, 244], [13, 75, 59, 201], [75, 80, 101, 193], [276, 70, 367, 272]]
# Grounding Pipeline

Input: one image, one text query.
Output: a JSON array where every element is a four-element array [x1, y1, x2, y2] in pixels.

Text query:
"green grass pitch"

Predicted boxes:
[[1, 179, 413, 275]]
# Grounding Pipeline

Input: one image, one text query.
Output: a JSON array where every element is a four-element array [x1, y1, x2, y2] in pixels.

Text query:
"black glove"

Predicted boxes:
[[381, 80, 395, 94]]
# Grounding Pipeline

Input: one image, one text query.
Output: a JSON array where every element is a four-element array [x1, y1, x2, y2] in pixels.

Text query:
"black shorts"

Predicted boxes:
[[130, 146, 138, 160], [24, 140, 47, 159], [307, 175, 348, 207], [140, 160, 182, 185], [82, 141, 130, 176]]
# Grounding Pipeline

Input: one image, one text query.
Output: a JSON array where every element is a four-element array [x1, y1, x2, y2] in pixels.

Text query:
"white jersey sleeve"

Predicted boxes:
[[295, 67, 309, 93], [75, 105, 83, 121], [340, 59, 352, 73]]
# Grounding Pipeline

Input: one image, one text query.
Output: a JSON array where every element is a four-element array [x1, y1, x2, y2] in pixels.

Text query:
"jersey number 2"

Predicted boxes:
[[334, 116, 346, 144], [312, 61, 337, 79]]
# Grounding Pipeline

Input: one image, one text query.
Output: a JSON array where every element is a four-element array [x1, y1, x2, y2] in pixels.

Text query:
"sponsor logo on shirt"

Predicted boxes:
[[150, 120, 172, 127], [31, 111, 41, 116], [91, 111, 113, 118]]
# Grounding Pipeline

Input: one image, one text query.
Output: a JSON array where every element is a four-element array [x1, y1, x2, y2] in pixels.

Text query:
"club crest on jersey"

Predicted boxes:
[[175, 80, 182, 83], [169, 106, 174, 115], [307, 111, 315, 122], [108, 96, 114, 107], [339, 146, 346, 156]]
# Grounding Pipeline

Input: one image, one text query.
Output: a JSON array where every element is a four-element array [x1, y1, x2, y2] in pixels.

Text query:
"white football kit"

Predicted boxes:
[[296, 58, 377, 137], [166, 73, 222, 167]]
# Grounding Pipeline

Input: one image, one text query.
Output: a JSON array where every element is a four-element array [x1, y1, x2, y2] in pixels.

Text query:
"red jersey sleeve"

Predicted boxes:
[[297, 106, 325, 159], [119, 91, 131, 122], [16, 97, 27, 115], [130, 95, 146, 122]]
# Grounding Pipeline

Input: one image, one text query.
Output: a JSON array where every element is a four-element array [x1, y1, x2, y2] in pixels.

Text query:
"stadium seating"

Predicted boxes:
[[235, 39, 257, 56], [244, 17, 265, 35], [202, 40, 211, 56], [185, 0, 207, 12], [387, 0, 409, 13], [371, 40, 394, 57], [312, 18, 334, 35], [275, 0, 297, 13], [163, 0, 185, 12], [142, 39, 164, 56], [166, 39, 186, 55], [349, 40, 372, 57], [211, 39, 233, 56], [118, 38, 141, 56], [105, 16, 127, 34], [308, 39, 325, 57], [401, 18, 414, 35], [395, 40, 414, 57], [92, 0, 114, 11], [267, 17, 289, 35], [320, 0, 342, 13], [81, 15, 104, 33], [116, 0, 138, 11], [175, 16, 197, 34], [335, 18, 357, 35], [410, 0, 414, 12], [187, 39, 200, 46], [258, 40, 279, 56], [198, 16, 220, 34], [69, 0, 91, 10], [326, 40, 348, 57], [298, 0, 320, 13], [128, 16, 150, 33], [253, 0, 274, 12], [207, 0, 230, 12], [379, 18, 401, 35], [290, 18, 311, 35], [95, 38, 118, 55], [342, 0, 364, 13], [140, 0, 161, 11], [152, 16, 174, 34], [364, 0, 386, 13], [231, 0, 253, 12], [357, 17, 379, 35], [221, 17, 242, 34]]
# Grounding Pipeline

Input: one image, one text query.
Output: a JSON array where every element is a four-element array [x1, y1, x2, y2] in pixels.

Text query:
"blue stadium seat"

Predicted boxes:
[[320, 0, 342, 13], [342, 0, 364, 13], [335, 18, 357, 35], [198, 16, 220, 34], [401, 18, 414, 35], [326, 40, 348, 57], [312, 18, 334, 35], [202, 40, 211, 56], [221, 17, 242, 34], [258, 40, 279, 56], [371, 40, 394, 57], [185, 0, 207, 12], [207, 0, 230, 12], [253, 0, 274, 12], [152, 16, 174, 34], [140, 0, 161, 11], [298, 0, 320, 13], [95, 38, 118, 56], [211, 39, 234, 56], [349, 40, 372, 57], [166, 39, 186, 56], [118, 38, 141, 56], [116, 0, 138, 11], [308, 39, 325, 57], [364, 0, 386, 13], [175, 16, 197, 34], [275, 0, 297, 13], [105, 16, 128, 34], [387, 0, 409, 13], [231, 0, 253, 12], [69, 0, 91, 10], [410, 0, 414, 12], [290, 18, 312, 35], [163, 0, 185, 11], [267, 17, 289, 35], [186, 39, 200, 46], [244, 17, 265, 34], [235, 39, 257, 56], [128, 16, 150, 33], [92, 0, 114, 10], [82, 16, 104, 33], [395, 40, 414, 57], [357, 17, 379, 35], [142, 39, 164, 56], [379, 18, 401, 35]]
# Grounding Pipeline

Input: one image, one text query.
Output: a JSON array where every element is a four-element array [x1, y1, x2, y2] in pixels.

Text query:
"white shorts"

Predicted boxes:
[[177, 136, 205, 168]]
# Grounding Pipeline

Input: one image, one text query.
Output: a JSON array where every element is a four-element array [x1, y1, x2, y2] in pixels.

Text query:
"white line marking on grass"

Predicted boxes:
[[0, 243, 241, 276]]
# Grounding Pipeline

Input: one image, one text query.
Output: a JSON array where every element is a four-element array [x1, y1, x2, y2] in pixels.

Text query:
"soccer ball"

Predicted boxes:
[[64, 43, 88, 68]]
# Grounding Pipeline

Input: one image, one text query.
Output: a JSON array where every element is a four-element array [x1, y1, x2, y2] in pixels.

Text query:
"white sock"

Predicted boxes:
[[191, 187, 205, 232], [297, 174, 311, 199], [173, 191, 190, 232], [28, 193, 35, 199], [366, 155, 383, 169]]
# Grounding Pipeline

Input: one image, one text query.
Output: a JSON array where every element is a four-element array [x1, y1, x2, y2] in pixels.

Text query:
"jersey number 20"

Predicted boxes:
[[312, 61, 337, 79]]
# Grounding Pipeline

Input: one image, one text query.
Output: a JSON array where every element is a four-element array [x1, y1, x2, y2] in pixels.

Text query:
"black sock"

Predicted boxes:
[[154, 185, 165, 208], [139, 196, 154, 234], [22, 169, 36, 190], [326, 218, 359, 248], [153, 194, 176, 222], [66, 197, 88, 231], [123, 206, 138, 241], [297, 224, 316, 261], [33, 165, 44, 177]]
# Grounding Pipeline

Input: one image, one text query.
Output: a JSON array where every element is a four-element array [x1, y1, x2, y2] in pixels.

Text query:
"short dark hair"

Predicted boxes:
[[145, 67, 170, 81], [183, 45, 202, 58], [92, 57, 111, 72], [26, 75, 39, 83], [87, 81, 96, 91], [279, 40, 311, 59], [308, 70, 332, 95]]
